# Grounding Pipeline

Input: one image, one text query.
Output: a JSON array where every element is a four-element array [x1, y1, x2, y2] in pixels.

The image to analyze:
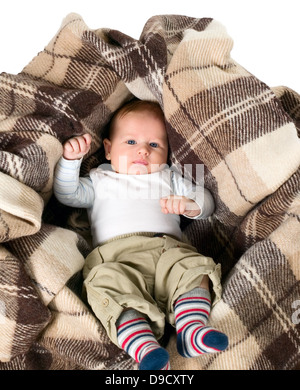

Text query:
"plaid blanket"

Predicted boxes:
[[0, 13, 299, 370]]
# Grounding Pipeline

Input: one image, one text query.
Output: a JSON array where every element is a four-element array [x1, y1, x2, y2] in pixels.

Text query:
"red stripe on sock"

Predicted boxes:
[[191, 327, 203, 354], [117, 317, 145, 331], [176, 296, 210, 305], [121, 329, 152, 349], [175, 308, 209, 321], [177, 320, 204, 334], [135, 341, 155, 362]]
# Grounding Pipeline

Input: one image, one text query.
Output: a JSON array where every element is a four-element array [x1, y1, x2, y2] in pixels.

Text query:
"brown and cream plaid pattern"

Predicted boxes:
[[0, 13, 299, 370]]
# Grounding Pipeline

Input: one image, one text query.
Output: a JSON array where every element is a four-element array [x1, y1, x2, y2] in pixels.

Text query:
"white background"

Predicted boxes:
[[0, 0, 299, 92]]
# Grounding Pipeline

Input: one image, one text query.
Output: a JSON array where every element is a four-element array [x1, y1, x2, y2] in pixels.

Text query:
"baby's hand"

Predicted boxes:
[[160, 195, 201, 218], [63, 133, 92, 160]]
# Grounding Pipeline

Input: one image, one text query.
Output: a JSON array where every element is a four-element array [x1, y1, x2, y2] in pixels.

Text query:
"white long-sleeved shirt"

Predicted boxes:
[[54, 158, 215, 246]]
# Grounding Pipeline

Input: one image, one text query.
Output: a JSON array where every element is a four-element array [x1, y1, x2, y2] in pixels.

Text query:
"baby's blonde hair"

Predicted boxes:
[[108, 99, 165, 139]]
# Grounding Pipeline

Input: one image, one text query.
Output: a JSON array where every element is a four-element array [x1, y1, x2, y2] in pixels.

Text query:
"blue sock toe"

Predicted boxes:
[[139, 347, 170, 370], [203, 331, 228, 351]]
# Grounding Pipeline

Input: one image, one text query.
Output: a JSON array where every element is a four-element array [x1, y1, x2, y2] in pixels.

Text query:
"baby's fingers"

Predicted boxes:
[[64, 141, 75, 152], [82, 133, 92, 148], [160, 198, 169, 214], [160, 196, 185, 215], [73, 136, 90, 153], [169, 197, 185, 215], [63, 134, 92, 159]]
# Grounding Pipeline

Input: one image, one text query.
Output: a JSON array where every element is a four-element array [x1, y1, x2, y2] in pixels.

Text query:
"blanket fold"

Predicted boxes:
[[0, 13, 299, 370]]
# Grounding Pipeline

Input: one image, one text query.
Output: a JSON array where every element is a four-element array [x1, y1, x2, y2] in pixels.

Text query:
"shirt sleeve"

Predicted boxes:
[[53, 157, 95, 208], [171, 170, 215, 219]]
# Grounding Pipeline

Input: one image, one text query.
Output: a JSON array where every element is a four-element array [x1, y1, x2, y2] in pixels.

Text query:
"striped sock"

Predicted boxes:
[[116, 309, 170, 370], [174, 287, 228, 357]]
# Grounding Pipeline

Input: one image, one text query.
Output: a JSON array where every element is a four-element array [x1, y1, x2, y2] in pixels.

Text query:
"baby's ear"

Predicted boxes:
[[103, 138, 112, 159]]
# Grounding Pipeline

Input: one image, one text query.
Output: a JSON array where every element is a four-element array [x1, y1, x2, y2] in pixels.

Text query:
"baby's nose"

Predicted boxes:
[[138, 144, 150, 155]]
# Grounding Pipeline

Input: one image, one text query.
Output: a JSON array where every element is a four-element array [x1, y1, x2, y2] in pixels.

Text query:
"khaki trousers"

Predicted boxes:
[[83, 234, 222, 345]]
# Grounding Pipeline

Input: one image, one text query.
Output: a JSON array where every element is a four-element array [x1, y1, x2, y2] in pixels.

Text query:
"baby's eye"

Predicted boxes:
[[126, 140, 136, 145], [150, 142, 158, 148]]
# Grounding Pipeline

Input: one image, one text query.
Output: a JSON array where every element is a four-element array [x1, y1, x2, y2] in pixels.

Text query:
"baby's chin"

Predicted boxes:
[[128, 163, 151, 175], [117, 163, 168, 175]]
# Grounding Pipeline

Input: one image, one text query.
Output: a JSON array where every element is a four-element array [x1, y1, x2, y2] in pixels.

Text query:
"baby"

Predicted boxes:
[[54, 99, 228, 370]]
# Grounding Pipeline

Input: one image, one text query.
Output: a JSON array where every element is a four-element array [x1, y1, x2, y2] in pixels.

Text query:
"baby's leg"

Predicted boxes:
[[174, 277, 228, 357], [116, 309, 170, 370]]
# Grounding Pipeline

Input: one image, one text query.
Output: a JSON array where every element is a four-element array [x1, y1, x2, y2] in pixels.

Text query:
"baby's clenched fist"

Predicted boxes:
[[63, 133, 92, 160]]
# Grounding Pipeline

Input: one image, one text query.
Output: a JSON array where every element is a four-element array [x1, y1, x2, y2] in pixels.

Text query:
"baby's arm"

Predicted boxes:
[[54, 134, 94, 208], [160, 170, 215, 219], [160, 196, 201, 218]]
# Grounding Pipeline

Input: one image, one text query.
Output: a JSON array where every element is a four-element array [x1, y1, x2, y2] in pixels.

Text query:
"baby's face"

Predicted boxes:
[[103, 110, 169, 174]]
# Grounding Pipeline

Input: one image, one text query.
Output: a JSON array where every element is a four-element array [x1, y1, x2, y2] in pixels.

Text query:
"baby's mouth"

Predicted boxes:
[[133, 160, 149, 165]]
